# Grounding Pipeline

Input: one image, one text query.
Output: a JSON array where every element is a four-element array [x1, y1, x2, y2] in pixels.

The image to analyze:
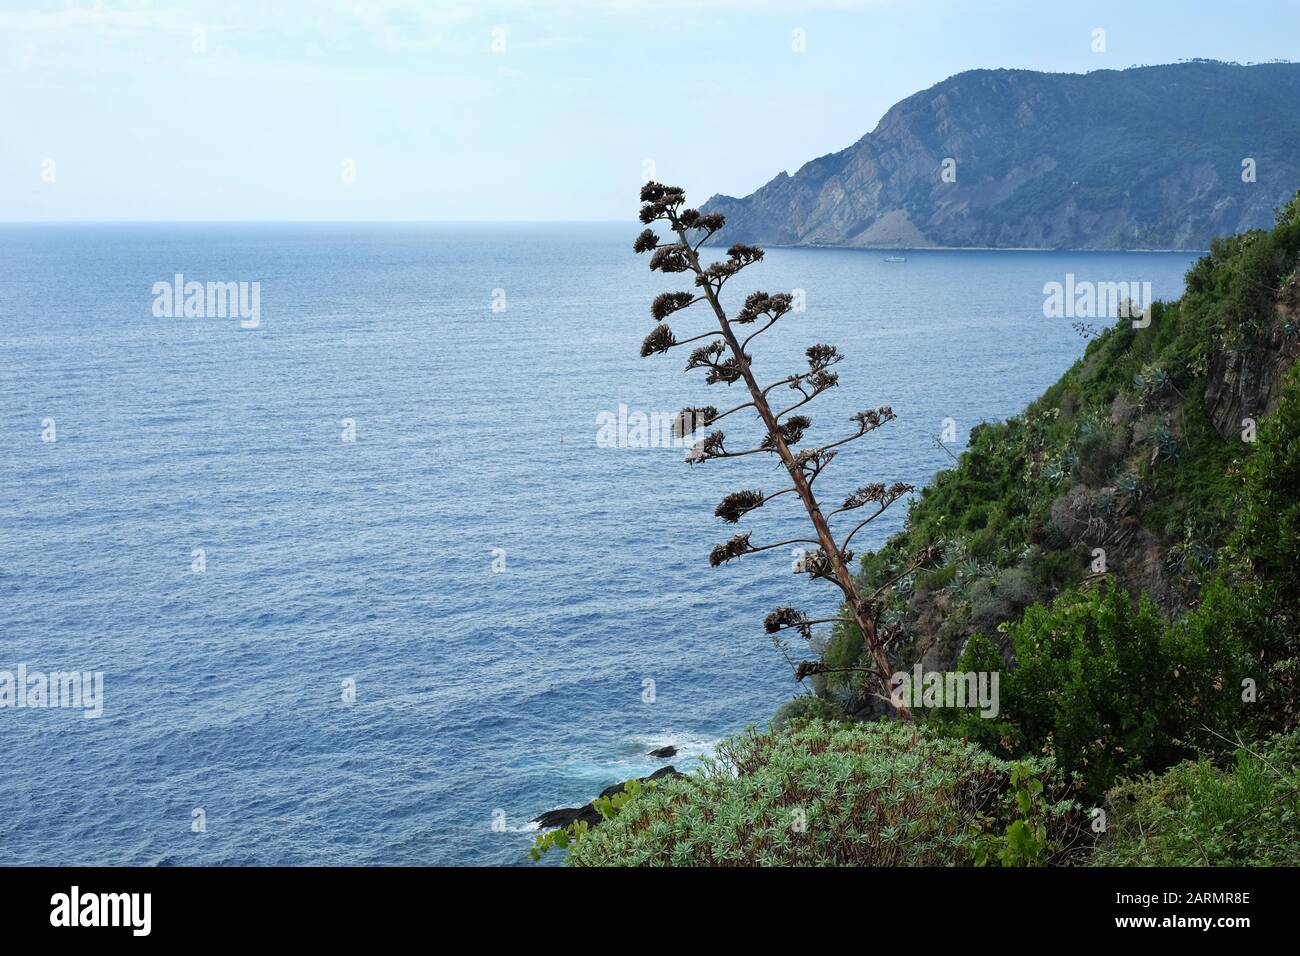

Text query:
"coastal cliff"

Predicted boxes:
[[702, 62, 1300, 251]]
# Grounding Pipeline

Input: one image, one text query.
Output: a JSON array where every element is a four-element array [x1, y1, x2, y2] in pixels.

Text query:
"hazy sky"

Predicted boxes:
[[4, 0, 1299, 221]]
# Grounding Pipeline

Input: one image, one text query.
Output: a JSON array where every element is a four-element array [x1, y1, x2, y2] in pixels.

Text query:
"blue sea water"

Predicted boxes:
[[0, 224, 1195, 866]]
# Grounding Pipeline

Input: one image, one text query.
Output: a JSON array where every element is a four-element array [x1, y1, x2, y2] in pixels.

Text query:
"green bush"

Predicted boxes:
[[926, 631, 1017, 754], [930, 583, 1251, 800], [1004, 586, 1176, 798], [975, 763, 1059, 867], [966, 566, 1044, 636], [1093, 729, 1300, 866], [564, 720, 1068, 867]]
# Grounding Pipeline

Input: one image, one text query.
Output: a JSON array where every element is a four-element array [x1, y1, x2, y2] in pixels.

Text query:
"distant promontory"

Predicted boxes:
[[702, 61, 1300, 251]]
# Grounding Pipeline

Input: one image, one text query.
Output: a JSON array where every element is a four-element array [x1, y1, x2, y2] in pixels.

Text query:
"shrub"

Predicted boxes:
[[926, 631, 1018, 754], [964, 566, 1044, 639], [996, 566, 1043, 609], [1073, 422, 1123, 485], [564, 720, 1063, 867], [975, 763, 1061, 867], [1005, 585, 1182, 799], [931, 583, 1252, 800], [1093, 729, 1300, 866]]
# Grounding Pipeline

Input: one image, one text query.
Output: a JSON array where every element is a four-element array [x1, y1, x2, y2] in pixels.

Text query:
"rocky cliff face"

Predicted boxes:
[[1204, 277, 1300, 439], [703, 62, 1300, 251]]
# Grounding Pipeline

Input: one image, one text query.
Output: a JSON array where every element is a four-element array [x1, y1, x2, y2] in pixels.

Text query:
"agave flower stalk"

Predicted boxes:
[[634, 182, 922, 719]]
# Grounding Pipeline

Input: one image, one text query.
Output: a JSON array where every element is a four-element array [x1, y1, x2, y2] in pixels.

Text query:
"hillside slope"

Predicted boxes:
[[810, 191, 1300, 722], [702, 62, 1300, 250]]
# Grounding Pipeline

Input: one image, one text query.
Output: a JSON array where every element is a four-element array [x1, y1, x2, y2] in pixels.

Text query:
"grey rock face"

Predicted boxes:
[[702, 62, 1300, 251]]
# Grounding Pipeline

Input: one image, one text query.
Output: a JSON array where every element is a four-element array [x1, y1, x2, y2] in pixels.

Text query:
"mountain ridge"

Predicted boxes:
[[702, 61, 1300, 251]]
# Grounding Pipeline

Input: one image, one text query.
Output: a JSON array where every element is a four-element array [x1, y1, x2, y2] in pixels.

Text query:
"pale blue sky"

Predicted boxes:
[[4, 0, 1298, 221]]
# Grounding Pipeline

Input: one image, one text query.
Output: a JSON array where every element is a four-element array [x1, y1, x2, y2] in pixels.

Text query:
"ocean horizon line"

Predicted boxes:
[[0, 220, 1211, 254]]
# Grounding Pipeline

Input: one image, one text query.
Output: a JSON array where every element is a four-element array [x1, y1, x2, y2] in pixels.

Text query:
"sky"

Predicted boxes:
[[3, 0, 1299, 222]]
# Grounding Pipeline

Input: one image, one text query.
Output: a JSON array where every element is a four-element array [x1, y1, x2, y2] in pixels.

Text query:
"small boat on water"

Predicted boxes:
[[883, 255, 906, 262]]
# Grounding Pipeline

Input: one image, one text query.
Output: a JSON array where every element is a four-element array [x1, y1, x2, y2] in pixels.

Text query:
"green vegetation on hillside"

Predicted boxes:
[[817, 190, 1300, 721], [929, 583, 1253, 800], [1093, 729, 1300, 866]]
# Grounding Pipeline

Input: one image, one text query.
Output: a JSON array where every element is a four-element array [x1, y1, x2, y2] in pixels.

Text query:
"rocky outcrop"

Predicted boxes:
[[703, 62, 1300, 251], [1204, 318, 1300, 440], [533, 766, 683, 831]]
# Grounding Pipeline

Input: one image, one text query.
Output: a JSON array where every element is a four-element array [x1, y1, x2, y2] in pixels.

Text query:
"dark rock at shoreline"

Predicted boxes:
[[647, 746, 677, 758], [533, 765, 682, 830]]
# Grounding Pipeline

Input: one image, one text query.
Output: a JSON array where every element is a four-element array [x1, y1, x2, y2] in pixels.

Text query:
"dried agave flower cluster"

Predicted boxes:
[[634, 181, 931, 718]]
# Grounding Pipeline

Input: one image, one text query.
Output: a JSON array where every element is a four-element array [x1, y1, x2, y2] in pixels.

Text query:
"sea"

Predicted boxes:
[[0, 223, 1196, 865]]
